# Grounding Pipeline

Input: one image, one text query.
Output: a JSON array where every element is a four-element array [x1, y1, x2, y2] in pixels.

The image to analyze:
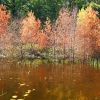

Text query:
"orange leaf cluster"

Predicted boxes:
[[21, 13, 54, 48], [76, 6, 100, 57], [21, 11, 41, 43], [38, 30, 48, 46], [0, 4, 10, 36]]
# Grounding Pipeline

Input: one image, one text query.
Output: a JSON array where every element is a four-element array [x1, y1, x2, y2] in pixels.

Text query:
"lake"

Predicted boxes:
[[0, 59, 100, 100]]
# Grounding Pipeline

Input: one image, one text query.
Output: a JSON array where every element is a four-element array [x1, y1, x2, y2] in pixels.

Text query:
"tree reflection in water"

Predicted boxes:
[[0, 59, 100, 100]]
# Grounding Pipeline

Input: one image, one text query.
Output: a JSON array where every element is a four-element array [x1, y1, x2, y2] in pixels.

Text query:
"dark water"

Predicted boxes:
[[0, 59, 100, 100]]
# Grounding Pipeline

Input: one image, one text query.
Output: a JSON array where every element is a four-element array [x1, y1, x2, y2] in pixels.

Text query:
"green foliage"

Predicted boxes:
[[90, 2, 100, 17], [74, 0, 89, 9], [28, 0, 62, 23], [1, 0, 62, 23], [16, 59, 43, 67], [74, 0, 100, 14], [89, 59, 100, 68], [1, 0, 100, 23], [0, 0, 29, 17]]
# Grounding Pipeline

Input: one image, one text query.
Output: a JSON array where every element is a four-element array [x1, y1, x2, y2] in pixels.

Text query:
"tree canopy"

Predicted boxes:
[[1, 0, 100, 23]]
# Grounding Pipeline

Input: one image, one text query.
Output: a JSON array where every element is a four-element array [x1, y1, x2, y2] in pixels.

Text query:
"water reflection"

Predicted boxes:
[[0, 59, 100, 100]]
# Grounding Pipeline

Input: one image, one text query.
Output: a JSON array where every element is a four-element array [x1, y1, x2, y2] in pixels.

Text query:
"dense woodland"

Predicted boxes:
[[0, 0, 100, 63]]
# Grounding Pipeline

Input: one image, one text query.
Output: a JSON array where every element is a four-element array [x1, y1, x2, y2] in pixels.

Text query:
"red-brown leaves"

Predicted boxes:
[[21, 11, 41, 43], [38, 30, 48, 47], [76, 6, 100, 58], [0, 4, 10, 37]]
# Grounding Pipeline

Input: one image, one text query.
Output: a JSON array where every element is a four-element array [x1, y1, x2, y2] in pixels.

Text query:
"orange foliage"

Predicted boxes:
[[44, 17, 53, 35], [76, 6, 100, 58], [54, 7, 74, 48], [38, 30, 48, 47], [0, 4, 10, 37], [43, 17, 54, 46], [21, 11, 41, 43], [37, 17, 54, 48]]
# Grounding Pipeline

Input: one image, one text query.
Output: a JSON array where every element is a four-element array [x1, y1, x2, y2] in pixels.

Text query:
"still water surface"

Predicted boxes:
[[0, 59, 100, 100]]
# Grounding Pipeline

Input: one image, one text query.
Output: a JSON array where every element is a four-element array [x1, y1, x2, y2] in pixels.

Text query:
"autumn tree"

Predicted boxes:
[[76, 6, 100, 61], [0, 4, 10, 57], [40, 17, 54, 57], [21, 11, 41, 57], [21, 11, 41, 43], [53, 7, 71, 59], [7, 18, 23, 58], [0, 4, 10, 38], [52, 7, 77, 61]]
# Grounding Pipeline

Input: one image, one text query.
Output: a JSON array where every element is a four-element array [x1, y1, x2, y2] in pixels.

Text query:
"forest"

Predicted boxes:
[[0, 0, 100, 63], [0, 1, 100, 100]]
